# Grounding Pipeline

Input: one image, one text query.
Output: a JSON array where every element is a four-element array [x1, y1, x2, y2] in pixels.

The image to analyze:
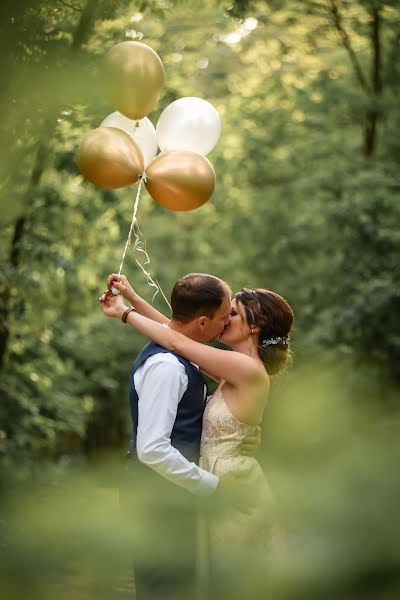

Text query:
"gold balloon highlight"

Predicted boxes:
[[104, 41, 164, 120], [145, 150, 216, 211], [76, 128, 144, 189]]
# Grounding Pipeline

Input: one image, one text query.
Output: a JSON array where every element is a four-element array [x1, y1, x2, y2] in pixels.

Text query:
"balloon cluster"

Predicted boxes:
[[76, 41, 221, 211]]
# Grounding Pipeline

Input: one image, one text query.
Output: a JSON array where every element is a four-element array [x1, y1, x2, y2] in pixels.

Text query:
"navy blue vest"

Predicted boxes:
[[129, 341, 207, 464]]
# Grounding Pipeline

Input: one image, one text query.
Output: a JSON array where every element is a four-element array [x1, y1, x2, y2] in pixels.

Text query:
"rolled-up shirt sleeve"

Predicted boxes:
[[135, 353, 219, 496]]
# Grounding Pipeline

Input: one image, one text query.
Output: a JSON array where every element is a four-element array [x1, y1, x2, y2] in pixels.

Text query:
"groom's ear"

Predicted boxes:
[[198, 316, 208, 330]]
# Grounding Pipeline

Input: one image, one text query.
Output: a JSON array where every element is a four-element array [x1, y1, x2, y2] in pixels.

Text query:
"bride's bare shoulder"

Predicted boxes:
[[234, 353, 269, 384]]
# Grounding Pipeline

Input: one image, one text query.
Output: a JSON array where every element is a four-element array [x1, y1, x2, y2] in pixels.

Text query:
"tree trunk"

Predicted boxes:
[[0, 142, 48, 369], [364, 7, 382, 157], [0, 0, 99, 369], [71, 0, 98, 51]]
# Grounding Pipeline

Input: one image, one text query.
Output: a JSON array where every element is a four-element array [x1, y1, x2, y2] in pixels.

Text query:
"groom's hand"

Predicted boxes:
[[240, 426, 261, 457]]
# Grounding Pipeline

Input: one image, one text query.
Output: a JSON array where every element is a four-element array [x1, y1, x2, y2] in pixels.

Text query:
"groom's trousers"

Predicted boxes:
[[120, 455, 199, 600]]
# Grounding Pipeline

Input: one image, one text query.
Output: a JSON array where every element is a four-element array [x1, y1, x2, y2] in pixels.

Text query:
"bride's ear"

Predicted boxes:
[[251, 326, 261, 334]]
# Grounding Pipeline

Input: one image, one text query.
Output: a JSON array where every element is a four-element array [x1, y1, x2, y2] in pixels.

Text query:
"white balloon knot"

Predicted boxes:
[[111, 286, 121, 296], [140, 172, 148, 183]]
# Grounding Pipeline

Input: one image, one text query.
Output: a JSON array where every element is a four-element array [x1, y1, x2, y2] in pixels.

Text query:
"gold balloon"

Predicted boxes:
[[145, 150, 216, 211], [104, 41, 164, 120], [76, 128, 144, 189]]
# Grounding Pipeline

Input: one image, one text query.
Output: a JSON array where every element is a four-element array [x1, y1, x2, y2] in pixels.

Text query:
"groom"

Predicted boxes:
[[100, 272, 233, 599]]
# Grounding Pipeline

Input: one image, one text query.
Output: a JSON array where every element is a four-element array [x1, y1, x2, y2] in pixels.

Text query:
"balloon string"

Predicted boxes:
[[117, 177, 144, 277], [117, 177, 172, 311]]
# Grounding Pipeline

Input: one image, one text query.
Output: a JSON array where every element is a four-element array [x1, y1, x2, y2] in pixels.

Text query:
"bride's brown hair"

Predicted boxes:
[[234, 288, 294, 376]]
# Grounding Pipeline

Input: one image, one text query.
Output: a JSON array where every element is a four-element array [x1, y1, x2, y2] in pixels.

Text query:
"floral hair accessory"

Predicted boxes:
[[261, 336, 289, 348]]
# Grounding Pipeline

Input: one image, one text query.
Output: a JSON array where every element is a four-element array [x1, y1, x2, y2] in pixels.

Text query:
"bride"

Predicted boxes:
[[99, 274, 294, 584]]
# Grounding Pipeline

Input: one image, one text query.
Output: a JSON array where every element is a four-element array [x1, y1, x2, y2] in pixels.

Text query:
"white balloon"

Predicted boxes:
[[100, 112, 158, 166], [156, 97, 221, 156]]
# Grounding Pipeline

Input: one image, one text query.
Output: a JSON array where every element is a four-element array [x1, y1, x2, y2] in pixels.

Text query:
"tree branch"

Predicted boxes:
[[328, 0, 371, 94], [57, 0, 81, 13]]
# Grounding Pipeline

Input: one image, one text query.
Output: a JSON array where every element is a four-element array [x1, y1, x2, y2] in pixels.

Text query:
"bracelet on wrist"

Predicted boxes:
[[122, 307, 137, 323]]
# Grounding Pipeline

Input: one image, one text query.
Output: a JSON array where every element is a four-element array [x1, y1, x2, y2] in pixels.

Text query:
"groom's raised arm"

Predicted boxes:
[[135, 353, 219, 496]]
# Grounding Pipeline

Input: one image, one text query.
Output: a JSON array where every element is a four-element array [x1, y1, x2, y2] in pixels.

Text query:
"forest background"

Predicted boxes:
[[0, 1, 399, 598]]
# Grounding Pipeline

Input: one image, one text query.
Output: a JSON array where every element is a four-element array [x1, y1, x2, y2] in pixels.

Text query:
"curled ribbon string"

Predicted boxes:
[[117, 175, 172, 311], [133, 223, 171, 309]]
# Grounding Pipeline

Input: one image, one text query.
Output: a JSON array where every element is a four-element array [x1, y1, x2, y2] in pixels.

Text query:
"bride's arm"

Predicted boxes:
[[100, 293, 266, 387], [105, 279, 220, 381], [126, 313, 264, 386], [108, 274, 170, 325]]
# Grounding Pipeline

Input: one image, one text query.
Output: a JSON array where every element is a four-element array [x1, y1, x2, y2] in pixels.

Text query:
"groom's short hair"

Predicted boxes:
[[171, 273, 230, 323]]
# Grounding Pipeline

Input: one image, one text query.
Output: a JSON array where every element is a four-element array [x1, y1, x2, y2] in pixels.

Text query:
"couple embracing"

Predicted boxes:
[[99, 272, 294, 599]]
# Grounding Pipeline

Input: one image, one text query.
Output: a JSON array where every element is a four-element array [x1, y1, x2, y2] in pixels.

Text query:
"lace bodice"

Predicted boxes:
[[200, 388, 259, 466]]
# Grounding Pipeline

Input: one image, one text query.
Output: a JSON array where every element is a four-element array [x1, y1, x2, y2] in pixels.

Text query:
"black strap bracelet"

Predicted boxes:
[[122, 307, 137, 323]]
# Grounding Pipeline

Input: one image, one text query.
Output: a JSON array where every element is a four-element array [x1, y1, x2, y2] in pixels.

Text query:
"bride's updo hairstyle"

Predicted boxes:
[[235, 288, 294, 376]]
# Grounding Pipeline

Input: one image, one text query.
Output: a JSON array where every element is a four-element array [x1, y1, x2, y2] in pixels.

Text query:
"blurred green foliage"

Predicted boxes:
[[0, 0, 399, 596], [0, 366, 399, 599]]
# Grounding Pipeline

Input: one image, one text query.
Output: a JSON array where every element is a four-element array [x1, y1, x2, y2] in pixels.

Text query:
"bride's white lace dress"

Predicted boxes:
[[199, 387, 278, 579]]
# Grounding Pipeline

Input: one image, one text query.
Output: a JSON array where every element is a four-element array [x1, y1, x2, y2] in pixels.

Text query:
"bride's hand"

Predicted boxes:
[[107, 273, 137, 304]]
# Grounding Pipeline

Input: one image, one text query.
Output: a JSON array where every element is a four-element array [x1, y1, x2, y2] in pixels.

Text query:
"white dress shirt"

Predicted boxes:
[[134, 352, 219, 496]]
